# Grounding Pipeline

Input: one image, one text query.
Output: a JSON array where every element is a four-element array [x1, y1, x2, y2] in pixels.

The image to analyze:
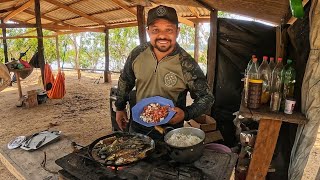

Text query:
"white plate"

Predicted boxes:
[[7, 136, 26, 149]]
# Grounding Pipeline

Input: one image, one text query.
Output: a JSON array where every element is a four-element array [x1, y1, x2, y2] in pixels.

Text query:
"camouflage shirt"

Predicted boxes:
[[115, 42, 214, 121]]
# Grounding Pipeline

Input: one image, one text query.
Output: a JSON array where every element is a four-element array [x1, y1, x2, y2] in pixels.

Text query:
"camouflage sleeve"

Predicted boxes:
[[180, 53, 214, 120], [115, 43, 150, 111], [115, 51, 136, 111]]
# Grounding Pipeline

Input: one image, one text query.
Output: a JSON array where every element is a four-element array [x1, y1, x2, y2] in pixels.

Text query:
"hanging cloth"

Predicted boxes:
[[47, 68, 66, 99], [44, 63, 55, 91], [0, 62, 11, 92], [289, 0, 320, 179]]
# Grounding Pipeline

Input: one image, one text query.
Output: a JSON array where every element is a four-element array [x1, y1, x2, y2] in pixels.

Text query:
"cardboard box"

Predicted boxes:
[[188, 115, 216, 132], [204, 130, 224, 144]]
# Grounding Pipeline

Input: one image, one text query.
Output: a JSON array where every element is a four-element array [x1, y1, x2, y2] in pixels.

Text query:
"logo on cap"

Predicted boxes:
[[156, 6, 167, 16]]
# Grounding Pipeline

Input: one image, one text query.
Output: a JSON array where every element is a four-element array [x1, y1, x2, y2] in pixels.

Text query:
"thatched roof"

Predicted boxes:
[[0, 0, 293, 34]]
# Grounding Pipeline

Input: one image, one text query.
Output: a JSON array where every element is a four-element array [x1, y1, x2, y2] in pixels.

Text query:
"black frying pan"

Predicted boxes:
[[87, 131, 155, 167]]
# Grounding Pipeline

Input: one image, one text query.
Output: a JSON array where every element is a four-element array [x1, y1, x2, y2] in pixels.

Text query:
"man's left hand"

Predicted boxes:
[[168, 107, 185, 125]]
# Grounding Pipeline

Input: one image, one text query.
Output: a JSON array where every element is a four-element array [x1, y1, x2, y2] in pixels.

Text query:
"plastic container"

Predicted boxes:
[[248, 79, 263, 109]]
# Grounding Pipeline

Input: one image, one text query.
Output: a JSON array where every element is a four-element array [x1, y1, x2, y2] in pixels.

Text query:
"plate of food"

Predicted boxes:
[[132, 96, 176, 127]]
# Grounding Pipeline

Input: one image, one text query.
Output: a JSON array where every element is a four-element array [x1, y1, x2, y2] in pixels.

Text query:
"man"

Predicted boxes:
[[115, 5, 214, 139]]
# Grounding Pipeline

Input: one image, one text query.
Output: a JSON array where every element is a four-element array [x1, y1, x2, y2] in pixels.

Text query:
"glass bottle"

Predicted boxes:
[[281, 59, 296, 106], [269, 57, 276, 72], [258, 56, 271, 104], [244, 55, 256, 107], [270, 58, 284, 112]]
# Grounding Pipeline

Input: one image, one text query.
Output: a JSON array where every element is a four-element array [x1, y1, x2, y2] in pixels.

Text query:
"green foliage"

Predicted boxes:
[[109, 27, 139, 70], [177, 24, 195, 52]]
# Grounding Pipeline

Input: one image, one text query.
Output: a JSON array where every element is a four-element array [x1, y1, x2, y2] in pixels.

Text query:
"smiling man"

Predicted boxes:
[[115, 5, 214, 139]]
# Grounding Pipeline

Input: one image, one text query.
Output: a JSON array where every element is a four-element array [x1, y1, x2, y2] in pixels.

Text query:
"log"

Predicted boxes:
[[1, 19, 9, 63], [137, 5, 147, 44], [35, 0, 45, 88]]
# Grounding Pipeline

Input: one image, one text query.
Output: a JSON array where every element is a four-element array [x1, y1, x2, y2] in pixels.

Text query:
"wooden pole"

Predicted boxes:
[[104, 28, 111, 83], [194, 22, 200, 62], [34, 0, 45, 87], [206, 10, 218, 92], [55, 35, 60, 68], [137, 5, 147, 44], [1, 19, 9, 63]]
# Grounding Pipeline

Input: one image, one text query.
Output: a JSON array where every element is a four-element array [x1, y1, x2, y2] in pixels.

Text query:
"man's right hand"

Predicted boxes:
[[116, 110, 129, 131]]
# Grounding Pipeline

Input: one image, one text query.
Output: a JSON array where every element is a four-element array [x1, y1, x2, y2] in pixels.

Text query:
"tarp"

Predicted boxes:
[[289, 0, 320, 179], [212, 18, 276, 147]]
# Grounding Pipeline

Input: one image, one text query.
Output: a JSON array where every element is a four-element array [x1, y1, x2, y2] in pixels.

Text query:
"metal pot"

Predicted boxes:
[[164, 127, 205, 163]]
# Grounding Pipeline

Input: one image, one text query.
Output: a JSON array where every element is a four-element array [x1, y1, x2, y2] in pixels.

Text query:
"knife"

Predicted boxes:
[[35, 136, 46, 149]]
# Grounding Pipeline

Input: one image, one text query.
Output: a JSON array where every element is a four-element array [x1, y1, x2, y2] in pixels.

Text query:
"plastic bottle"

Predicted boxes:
[[244, 55, 256, 107], [248, 57, 259, 80], [258, 56, 271, 104], [269, 57, 276, 72], [270, 58, 284, 112], [281, 59, 296, 106], [247, 58, 262, 109]]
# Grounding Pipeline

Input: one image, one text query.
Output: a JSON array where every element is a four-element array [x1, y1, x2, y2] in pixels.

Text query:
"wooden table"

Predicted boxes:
[[238, 102, 308, 180], [9, 68, 32, 99]]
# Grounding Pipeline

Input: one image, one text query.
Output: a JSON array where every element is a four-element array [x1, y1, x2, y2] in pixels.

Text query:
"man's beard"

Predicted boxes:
[[154, 39, 172, 52]]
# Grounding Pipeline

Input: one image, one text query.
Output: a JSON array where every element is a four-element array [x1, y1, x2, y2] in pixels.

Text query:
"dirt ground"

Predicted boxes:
[[0, 70, 319, 180]]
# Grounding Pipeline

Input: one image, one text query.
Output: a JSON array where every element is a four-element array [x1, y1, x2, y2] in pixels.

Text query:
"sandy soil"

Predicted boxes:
[[0, 70, 119, 179], [0, 70, 319, 180]]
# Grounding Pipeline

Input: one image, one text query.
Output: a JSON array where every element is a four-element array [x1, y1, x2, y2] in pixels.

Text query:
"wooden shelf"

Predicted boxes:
[[239, 102, 308, 125]]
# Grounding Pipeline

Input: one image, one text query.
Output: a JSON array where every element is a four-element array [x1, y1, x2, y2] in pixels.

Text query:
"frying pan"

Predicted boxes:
[[87, 131, 155, 167]]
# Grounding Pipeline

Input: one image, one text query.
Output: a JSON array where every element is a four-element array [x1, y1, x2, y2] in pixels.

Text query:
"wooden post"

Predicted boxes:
[[55, 35, 60, 68], [137, 5, 147, 44], [104, 28, 111, 83], [276, 26, 281, 59], [1, 19, 9, 63], [194, 22, 200, 62], [246, 119, 282, 179], [34, 0, 45, 87], [207, 10, 218, 92]]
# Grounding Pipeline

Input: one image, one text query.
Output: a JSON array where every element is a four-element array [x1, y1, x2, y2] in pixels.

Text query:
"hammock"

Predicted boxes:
[[47, 68, 66, 99], [44, 63, 55, 91]]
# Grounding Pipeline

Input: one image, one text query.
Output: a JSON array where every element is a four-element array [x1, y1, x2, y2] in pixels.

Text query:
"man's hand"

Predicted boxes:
[[116, 110, 129, 131], [168, 107, 185, 125]]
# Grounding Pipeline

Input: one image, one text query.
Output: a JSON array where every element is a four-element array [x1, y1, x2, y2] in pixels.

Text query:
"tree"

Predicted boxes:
[[109, 27, 139, 71]]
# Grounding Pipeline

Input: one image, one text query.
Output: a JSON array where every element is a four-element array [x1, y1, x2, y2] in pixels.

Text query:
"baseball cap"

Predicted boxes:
[[147, 5, 178, 26]]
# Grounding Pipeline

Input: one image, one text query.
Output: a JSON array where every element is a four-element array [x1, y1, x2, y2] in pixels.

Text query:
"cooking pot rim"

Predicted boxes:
[[164, 127, 205, 149]]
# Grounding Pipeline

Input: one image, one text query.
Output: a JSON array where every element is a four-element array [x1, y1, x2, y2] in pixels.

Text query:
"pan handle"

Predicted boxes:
[[154, 126, 174, 135]]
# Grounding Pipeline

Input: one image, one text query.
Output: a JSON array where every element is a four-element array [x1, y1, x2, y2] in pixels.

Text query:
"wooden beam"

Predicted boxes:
[[56, 36, 60, 68], [0, 35, 56, 39], [35, 0, 45, 87], [104, 28, 111, 83], [194, 22, 200, 62], [178, 16, 195, 27], [0, 0, 15, 3], [206, 10, 218, 92], [0, 23, 36, 28], [137, 5, 146, 44], [111, 0, 136, 16], [108, 21, 138, 29], [1, 20, 9, 63], [3, 0, 34, 23], [188, 6, 200, 18], [41, 24, 104, 32], [246, 119, 282, 180], [43, 0, 106, 25]]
